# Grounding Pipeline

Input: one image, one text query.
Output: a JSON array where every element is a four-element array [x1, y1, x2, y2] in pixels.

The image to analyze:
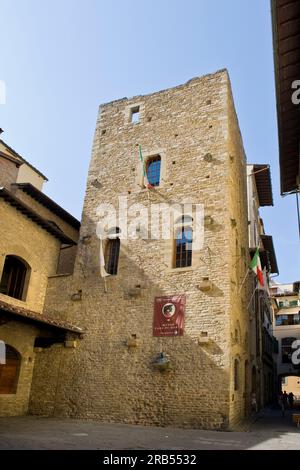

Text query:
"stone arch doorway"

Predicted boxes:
[[279, 374, 300, 392], [279, 373, 300, 408], [0, 345, 21, 394]]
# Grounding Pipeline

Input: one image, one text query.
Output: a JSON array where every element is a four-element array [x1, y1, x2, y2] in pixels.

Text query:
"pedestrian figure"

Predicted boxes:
[[281, 391, 288, 416], [251, 392, 258, 414], [278, 392, 285, 417], [288, 392, 295, 409]]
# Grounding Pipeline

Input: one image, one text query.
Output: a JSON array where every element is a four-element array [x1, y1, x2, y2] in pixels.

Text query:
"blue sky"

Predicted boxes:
[[0, 0, 298, 283]]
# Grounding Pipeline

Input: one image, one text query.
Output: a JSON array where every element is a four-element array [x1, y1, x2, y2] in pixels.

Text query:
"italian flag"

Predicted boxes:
[[250, 247, 264, 287], [139, 145, 154, 189]]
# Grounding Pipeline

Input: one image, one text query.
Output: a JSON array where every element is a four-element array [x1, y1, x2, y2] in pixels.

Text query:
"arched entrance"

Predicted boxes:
[[279, 373, 300, 408], [0, 345, 21, 394]]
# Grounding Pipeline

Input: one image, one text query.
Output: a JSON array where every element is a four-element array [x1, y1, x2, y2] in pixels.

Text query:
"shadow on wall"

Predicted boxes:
[[29, 211, 245, 430]]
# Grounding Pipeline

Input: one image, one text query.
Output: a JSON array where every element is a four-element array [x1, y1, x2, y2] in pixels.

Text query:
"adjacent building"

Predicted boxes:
[[270, 0, 300, 397], [272, 0, 300, 242], [271, 282, 300, 391], [247, 164, 279, 407], [272, 0, 300, 196], [0, 137, 82, 416]]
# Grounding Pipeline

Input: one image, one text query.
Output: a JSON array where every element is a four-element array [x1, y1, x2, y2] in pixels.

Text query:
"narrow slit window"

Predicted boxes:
[[130, 106, 140, 123], [105, 238, 120, 275], [234, 359, 239, 391], [175, 226, 193, 268], [147, 156, 161, 187]]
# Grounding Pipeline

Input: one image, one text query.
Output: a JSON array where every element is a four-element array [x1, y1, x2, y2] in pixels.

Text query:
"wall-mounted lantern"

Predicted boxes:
[[151, 352, 171, 371]]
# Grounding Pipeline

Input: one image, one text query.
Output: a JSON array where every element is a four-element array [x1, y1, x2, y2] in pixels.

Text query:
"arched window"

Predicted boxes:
[[175, 215, 193, 225], [0, 345, 21, 394], [147, 156, 161, 187], [234, 359, 239, 391], [174, 226, 193, 268], [107, 227, 121, 237], [105, 229, 120, 275], [0, 255, 30, 300]]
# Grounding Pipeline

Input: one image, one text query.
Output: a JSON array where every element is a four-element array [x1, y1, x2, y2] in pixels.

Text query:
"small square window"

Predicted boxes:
[[131, 106, 140, 123]]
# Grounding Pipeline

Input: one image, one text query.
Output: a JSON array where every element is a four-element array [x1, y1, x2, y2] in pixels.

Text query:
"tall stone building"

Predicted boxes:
[[30, 69, 252, 429]]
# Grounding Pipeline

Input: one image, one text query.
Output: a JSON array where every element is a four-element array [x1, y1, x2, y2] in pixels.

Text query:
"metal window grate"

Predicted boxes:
[[105, 238, 120, 275], [147, 157, 161, 186], [175, 227, 193, 268]]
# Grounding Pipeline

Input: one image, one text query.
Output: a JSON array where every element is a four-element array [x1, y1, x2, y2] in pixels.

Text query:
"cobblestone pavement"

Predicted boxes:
[[0, 408, 300, 450]]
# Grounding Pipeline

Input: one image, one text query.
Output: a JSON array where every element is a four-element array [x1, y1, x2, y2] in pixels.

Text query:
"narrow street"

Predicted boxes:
[[0, 407, 299, 450]]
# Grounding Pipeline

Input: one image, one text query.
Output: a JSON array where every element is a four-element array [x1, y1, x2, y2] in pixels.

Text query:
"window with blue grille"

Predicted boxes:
[[147, 156, 161, 186]]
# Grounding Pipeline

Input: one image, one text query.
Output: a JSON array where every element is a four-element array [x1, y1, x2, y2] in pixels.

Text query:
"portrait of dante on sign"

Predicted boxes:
[[162, 303, 176, 319]]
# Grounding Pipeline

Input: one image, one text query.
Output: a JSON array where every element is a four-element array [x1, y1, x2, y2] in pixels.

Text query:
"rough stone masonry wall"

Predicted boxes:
[[225, 80, 251, 425], [31, 70, 249, 429]]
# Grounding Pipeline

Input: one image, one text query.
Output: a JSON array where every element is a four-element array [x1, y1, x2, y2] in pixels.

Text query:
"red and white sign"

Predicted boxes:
[[153, 295, 185, 337]]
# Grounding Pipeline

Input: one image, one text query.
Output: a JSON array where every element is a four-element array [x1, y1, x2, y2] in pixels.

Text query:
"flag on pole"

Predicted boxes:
[[250, 247, 264, 288], [139, 145, 154, 189]]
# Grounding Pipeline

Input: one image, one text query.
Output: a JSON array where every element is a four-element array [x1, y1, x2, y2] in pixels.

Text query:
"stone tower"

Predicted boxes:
[[30, 69, 251, 429]]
